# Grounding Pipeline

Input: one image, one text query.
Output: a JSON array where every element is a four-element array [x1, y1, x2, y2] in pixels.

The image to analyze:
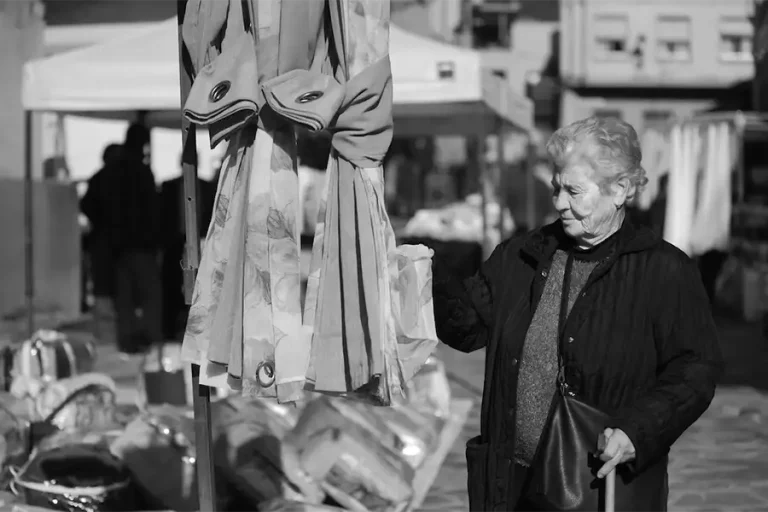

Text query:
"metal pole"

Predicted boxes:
[[24, 110, 34, 338], [525, 139, 537, 231], [496, 123, 507, 240], [477, 134, 494, 259], [175, 2, 216, 510]]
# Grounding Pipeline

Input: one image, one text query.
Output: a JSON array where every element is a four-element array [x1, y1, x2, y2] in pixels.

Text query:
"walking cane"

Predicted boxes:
[[605, 467, 616, 512]]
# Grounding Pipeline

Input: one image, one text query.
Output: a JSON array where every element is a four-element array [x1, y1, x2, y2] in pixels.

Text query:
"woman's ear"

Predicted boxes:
[[612, 176, 632, 208]]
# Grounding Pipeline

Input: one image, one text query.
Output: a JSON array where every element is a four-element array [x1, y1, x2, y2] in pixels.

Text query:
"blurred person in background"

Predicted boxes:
[[93, 124, 162, 356], [433, 116, 723, 511], [81, 143, 122, 339], [160, 153, 216, 341]]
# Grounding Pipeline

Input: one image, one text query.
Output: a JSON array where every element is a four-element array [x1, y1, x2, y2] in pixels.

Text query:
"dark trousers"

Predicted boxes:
[[114, 250, 162, 353]]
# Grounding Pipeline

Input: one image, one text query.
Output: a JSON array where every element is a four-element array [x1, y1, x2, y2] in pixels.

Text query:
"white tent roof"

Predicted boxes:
[[23, 18, 532, 135]]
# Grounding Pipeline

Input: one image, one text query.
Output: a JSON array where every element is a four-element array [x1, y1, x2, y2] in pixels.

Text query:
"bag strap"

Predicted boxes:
[[557, 252, 575, 395]]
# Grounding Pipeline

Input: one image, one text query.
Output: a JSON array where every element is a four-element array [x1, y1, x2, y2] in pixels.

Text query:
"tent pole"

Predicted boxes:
[[496, 122, 506, 240], [477, 133, 493, 259], [176, 2, 216, 510], [525, 138, 537, 231], [24, 110, 34, 338]]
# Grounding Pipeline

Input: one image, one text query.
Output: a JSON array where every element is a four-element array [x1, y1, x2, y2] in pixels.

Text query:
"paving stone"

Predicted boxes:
[[671, 493, 708, 507], [722, 404, 743, 417], [697, 491, 766, 507], [751, 486, 768, 502]]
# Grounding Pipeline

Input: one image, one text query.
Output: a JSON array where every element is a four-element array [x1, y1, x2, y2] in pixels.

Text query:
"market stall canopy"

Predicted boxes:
[[23, 18, 532, 135]]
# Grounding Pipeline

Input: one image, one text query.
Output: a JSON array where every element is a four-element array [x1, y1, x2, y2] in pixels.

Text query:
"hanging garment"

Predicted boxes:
[[663, 123, 701, 255], [663, 121, 735, 257], [689, 122, 735, 255], [180, 0, 437, 404], [637, 126, 671, 211]]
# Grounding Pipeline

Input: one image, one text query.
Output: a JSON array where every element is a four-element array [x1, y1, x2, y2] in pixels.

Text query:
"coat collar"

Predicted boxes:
[[520, 216, 661, 265]]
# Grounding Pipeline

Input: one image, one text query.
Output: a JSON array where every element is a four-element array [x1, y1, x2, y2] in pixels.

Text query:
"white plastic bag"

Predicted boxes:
[[389, 245, 439, 383]]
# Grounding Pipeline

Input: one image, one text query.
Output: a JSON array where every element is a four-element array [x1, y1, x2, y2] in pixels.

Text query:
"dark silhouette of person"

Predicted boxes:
[[81, 143, 122, 304], [91, 124, 163, 354], [159, 154, 216, 341]]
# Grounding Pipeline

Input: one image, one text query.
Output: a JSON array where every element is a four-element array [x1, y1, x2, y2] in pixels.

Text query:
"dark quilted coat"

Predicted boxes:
[[432, 218, 724, 511]]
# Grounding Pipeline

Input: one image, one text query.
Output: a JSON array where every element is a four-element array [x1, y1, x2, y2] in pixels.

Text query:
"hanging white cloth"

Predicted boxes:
[[637, 126, 670, 211], [663, 123, 700, 255], [689, 122, 734, 255], [663, 121, 735, 257]]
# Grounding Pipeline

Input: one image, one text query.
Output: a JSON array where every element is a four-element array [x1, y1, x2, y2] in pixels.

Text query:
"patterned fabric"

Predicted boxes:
[[180, 0, 437, 404]]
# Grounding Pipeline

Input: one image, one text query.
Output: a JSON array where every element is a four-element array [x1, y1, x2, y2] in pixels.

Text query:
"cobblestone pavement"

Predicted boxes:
[[418, 317, 768, 512]]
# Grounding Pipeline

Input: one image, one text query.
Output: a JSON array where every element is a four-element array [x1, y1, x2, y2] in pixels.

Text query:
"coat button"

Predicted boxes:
[[568, 337, 574, 343], [511, 357, 519, 366], [256, 361, 275, 388], [540, 269, 548, 277], [209, 80, 231, 103]]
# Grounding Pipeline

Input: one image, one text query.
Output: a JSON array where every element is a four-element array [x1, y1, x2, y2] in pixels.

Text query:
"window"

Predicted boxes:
[[471, 5, 512, 48], [594, 14, 629, 59], [643, 110, 672, 126], [656, 16, 692, 62], [594, 109, 623, 120], [719, 17, 753, 62]]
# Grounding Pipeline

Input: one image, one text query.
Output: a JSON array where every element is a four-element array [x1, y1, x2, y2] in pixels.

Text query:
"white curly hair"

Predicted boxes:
[[546, 116, 649, 201]]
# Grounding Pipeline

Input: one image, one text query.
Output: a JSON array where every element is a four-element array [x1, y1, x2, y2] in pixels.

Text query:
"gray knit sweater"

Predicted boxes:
[[514, 250, 599, 466]]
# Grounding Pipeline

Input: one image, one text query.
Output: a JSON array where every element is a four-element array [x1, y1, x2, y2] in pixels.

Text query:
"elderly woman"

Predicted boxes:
[[434, 116, 723, 511]]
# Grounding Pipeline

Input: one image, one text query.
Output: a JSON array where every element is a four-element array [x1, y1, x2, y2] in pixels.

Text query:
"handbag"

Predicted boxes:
[[12, 329, 96, 383], [11, 443, 137, 512], [526, 253, 668, 511]]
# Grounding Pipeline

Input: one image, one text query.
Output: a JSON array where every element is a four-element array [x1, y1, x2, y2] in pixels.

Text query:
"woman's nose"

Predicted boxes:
[[553, 190, 568, 211]]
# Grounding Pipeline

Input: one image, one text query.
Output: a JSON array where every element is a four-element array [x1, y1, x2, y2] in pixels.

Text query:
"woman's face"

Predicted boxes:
[[551, 147, 625, 247]]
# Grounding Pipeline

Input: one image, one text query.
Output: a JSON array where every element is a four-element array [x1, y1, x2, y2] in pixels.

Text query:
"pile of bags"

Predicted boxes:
[[0, 329, 468, 512]]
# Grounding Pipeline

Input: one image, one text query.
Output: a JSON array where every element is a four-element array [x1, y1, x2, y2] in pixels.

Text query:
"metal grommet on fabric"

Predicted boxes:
[[256, 361, 275, 388], [209, 80, 231, 103], [296, 90, 324, 104]]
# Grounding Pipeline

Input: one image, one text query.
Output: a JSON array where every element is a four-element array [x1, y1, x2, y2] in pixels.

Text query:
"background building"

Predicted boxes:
[[559, 0, 756, 132]]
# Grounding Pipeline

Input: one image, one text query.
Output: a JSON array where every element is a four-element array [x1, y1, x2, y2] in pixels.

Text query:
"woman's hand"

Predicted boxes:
[[596, 428, 636, 478]]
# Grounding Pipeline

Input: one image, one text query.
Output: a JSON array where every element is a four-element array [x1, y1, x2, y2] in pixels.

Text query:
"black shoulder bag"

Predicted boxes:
[[525, 253, 668, 511]]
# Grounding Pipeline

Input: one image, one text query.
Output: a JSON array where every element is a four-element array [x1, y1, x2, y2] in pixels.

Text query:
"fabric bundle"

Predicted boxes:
[[180, 0, 437, 404]]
